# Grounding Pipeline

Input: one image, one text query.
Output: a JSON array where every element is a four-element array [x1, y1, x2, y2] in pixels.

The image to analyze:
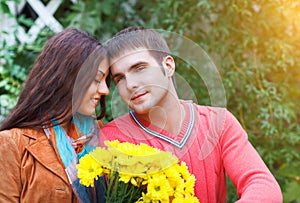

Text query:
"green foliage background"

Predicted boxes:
[[1, 0, 299, 202]]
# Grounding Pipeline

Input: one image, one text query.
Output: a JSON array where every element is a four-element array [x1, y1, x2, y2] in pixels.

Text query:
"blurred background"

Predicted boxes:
[[0, 0, 299, 202]]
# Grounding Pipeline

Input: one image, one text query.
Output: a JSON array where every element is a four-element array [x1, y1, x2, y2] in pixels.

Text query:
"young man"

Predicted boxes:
[[100, 26, 282, 202]]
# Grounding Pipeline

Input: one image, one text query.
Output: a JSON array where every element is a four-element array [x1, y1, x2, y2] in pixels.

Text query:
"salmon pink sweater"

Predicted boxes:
[[100, 102, 282, 202]]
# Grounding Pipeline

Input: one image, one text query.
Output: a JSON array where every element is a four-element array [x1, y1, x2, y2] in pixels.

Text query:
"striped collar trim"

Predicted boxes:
[[129, 103, 195, 148]]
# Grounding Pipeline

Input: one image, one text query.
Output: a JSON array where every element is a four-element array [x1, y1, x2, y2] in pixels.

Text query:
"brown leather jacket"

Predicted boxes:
[[0, 128, 75, 202], [0, 121, 104, 203]]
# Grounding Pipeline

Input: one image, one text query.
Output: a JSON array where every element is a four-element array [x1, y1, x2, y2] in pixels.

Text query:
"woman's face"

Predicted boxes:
[[77, 60, 110, 116]]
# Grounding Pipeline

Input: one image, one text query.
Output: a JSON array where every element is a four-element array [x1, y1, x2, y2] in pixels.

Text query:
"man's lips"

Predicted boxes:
[[131, 92, 147, 101]]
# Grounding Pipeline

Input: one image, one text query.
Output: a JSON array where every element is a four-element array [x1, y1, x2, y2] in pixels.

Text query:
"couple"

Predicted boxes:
[[0, 27, 282, 202]]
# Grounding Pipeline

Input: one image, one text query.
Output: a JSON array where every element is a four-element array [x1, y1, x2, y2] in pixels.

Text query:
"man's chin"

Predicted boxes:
[[130, 106, 151, 115]]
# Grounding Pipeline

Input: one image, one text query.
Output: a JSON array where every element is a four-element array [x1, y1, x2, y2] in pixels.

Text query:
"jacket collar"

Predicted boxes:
[[22, 128, 70, 185]]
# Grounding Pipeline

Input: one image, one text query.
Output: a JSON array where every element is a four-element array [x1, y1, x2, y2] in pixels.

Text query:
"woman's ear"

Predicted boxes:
[[162, 55, 175, 77]]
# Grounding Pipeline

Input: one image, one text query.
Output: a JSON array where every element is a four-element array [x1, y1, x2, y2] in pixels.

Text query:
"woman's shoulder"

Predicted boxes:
[[0, 128, 26, 138], [0, 127, 45, 147]]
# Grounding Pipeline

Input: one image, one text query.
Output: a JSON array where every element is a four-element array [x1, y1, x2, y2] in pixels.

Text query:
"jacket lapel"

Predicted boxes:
[[24, 129, 70, 185]]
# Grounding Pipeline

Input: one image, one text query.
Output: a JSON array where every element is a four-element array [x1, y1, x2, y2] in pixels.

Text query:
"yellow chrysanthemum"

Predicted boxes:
[[118, 174, 144, 187], [185, 174, 196, 195], [89, 147, 113, 167], [103, 140, 178, 176], [163, 164, 183, 188], [178, 161, 191, 180], [136, 192, 151, 203], [106, 140, 158, 156], [172, 195, 200, 203], [119, 174, 131, 184], [173, 179, 186, 196], [77, 154, 103, 187], [76, 141, 200, 202], [146, 174, 173, 202]]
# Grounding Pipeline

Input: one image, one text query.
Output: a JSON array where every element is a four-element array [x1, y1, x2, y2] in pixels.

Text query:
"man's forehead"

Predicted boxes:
[[109, 48, 151, 66]]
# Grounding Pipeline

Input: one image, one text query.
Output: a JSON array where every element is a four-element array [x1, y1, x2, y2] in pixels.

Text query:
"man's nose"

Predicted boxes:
[[125, 74, 139, 90]]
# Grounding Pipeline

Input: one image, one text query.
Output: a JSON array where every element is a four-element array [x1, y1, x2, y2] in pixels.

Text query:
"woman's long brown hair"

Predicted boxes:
[[0, 28, 108, 131]]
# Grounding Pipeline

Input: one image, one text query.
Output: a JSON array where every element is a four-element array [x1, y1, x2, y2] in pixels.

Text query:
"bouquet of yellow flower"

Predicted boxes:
[[77, 140, 200, 203]]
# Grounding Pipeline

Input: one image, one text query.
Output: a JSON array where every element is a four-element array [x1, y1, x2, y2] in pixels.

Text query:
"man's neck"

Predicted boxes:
[[137, 100, 185, 135]]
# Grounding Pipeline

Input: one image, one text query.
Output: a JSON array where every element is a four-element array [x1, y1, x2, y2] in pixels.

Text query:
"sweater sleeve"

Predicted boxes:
[[0, 131, 21, 202], [220, 110, 282, 202]]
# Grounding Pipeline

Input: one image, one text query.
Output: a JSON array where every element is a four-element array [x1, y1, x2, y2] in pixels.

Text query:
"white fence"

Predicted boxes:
[[0, 0, 77, 123], [0, 0, 77, 46]]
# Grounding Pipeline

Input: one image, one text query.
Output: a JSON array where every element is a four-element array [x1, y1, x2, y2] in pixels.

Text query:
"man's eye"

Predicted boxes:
[[114, 76, 124, 84], [136, 66, 145, 72]]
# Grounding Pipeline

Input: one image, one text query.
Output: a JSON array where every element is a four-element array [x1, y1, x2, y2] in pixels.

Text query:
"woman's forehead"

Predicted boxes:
[[98, 60, 109, 73]]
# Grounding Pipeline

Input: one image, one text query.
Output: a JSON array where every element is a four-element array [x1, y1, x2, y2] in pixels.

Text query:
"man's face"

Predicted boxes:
[[110, 49, 172, 115]]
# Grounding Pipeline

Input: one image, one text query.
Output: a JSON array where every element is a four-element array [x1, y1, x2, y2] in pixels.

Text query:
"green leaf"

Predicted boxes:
[[283, 181, 300, 203], [0, 2, 10, 14]]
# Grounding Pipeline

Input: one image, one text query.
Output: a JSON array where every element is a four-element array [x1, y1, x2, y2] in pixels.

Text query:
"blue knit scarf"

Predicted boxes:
[[44, 113, 105, 203]]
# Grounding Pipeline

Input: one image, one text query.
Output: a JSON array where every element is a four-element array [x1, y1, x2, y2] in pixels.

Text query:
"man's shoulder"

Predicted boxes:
[[182, 102, 233, 129], [184, 101, 227, 115]]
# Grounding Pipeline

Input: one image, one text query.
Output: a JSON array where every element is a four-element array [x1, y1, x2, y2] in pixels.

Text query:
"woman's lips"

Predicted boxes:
[[93, 98, 100, 107]]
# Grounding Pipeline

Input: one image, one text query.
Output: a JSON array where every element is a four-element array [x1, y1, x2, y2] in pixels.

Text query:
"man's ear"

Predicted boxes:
[[162, 55, 175, 77]]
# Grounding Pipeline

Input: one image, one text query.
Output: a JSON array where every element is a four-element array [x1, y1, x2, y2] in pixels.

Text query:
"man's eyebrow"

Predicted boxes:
[[129, 61, 148, 69]]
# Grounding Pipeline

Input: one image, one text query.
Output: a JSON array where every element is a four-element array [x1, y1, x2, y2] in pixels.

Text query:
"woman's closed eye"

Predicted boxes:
[[94, 70, 105, 84], [94, 78, 102, 84]]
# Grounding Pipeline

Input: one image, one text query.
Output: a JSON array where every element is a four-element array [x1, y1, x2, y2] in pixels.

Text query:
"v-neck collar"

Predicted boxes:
[[129, 102, 195, 148]]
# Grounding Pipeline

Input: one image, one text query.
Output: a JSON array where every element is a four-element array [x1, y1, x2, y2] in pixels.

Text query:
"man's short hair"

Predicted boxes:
[[106, 26, 171, 64]]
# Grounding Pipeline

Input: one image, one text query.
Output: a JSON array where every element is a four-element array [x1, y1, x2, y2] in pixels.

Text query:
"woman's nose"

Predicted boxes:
[[97, 81, 110, 96]]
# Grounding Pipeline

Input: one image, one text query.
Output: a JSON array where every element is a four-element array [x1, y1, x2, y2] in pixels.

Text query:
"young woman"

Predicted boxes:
[[0, 28, 109, 202]]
